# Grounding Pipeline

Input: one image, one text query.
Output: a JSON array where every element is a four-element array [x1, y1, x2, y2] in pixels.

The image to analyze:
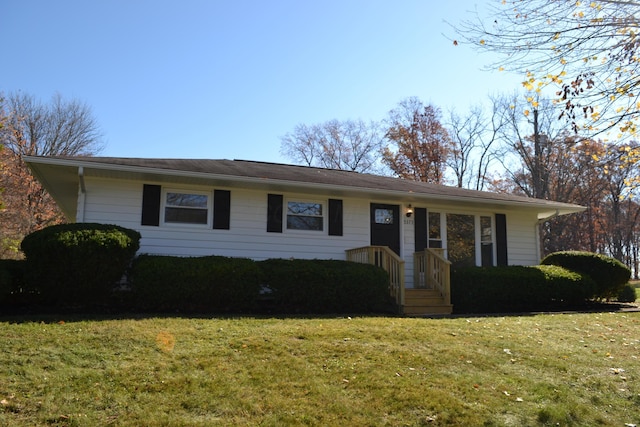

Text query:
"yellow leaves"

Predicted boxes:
[[499, 66, 505, 72], [592, 154, 600, 161], [620, 120, 637, 134], [553, 32, 560, 41], [479, 39, 486, 45], [523, 81, 534, 91], [524, 109, 530, 117]]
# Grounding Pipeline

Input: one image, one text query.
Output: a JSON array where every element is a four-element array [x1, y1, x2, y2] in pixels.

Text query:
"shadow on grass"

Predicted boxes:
[[1, 300, 638, 324]]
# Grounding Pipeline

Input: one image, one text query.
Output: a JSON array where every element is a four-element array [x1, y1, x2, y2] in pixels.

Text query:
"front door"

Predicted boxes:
[[370, 203, 401, 255]]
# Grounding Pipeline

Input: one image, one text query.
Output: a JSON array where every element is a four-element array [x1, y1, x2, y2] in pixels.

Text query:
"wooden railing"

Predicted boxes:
[[413, 248, 451, 306], [345, 246, 405, 308]]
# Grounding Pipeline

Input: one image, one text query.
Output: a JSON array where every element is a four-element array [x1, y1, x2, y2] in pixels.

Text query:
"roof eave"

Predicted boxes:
[[23, 156, 586, 217]]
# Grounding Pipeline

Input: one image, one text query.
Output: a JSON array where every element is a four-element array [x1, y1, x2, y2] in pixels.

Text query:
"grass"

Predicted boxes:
[[0, 312, 639, 426]]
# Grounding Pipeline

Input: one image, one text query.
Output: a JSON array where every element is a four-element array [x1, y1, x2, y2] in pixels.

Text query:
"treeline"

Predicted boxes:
[[279, 96, 640, 277], [3, 89, 640, 276]]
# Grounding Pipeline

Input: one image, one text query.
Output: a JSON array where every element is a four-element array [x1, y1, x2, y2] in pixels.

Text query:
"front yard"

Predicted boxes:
[[1, 312, 639, 426]]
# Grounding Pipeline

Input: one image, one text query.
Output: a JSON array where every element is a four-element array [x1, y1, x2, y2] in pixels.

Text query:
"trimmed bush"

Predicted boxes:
[[616, 284, 637, 303], [130, 255, 263, 313], [20, 223, 140, 307], [541, 251, 631, 299], [258, 259, 393, 314], [451, 265, 596, 314]]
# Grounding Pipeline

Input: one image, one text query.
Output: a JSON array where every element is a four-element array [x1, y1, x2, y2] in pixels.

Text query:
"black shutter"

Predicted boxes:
[[213, 190, 231, 230], [141, 184, 161, 226], [328, 199, 343, 236], [267, 194, 283, 233], [414, 207, 427, 252], [496, 213, 508, 266]]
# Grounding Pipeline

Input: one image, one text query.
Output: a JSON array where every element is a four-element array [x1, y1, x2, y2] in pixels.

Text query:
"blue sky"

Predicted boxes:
[[1, 0, 524, 163]]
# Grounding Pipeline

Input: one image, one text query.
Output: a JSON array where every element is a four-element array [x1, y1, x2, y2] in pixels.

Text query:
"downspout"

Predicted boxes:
[[536, 209, 560, 262], [77, 166, 86, 223]]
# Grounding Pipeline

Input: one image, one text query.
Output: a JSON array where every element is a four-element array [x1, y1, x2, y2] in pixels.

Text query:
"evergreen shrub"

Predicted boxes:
[[616, 284, 637, 303], [451, 265, 595, 314], [20, 223, 140, 307], [541, 251, 631, 299], [258, 259, 393, 314], [0, 259, 27, 306], [130, 255, 263, 312]]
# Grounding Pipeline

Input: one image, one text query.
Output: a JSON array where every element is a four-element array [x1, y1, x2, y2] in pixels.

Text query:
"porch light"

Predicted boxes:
[[406, 204, 413, 218]]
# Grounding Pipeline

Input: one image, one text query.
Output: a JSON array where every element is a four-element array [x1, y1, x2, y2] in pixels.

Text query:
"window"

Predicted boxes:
[[163, 190, 210, 225], [286, 201, 323, 231], [480, 216, 494, 267], [374, 208, 394, 224], [446, 213, 476, 268], [428, 211, 442, 248]]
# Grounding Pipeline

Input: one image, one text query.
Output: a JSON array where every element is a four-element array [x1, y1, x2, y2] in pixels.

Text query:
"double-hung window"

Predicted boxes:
[[163, 190, 210, 226], [286, 201, 323, 231]]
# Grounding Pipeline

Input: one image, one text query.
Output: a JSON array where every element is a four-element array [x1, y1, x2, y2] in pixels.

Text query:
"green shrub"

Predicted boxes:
[[541, 251, 631, 299], [616, 284, 637, 303], [0, 259, 28, 306], [0, 260, 13, 304], [451, 265, 595, 314], [20, 223, 141, 308], [258, 259, 393, 314], [130, 255, 263, 312]]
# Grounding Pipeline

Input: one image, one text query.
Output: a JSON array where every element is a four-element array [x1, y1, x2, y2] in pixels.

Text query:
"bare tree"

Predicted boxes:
[[0, 91, 104, 258], [382, 97, 452, 183], [280, 119, 384, 173], [496, 95, 575, 199], [2, 92, 103, 157], [447, 96, 507, 190]]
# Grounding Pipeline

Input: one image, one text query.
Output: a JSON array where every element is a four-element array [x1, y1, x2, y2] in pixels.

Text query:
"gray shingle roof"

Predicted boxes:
[[24, 156, 585, 218]]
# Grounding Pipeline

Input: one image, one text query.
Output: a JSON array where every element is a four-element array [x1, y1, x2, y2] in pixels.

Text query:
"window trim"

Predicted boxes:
[[422, 209, 499, 267], [284, 198, 325, 232], [161, 188, 212, 228]]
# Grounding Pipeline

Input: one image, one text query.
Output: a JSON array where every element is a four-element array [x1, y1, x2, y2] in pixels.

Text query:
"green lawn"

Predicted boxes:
[[1, 312, 639, 426]]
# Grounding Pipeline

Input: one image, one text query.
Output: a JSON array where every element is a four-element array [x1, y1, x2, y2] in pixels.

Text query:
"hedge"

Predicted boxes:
[[20, 223, 141, 307], [451, 265, 596, 313], [130, 255, 263, 312], [541, 251, 631, 299], [258, 259, 394, 314]]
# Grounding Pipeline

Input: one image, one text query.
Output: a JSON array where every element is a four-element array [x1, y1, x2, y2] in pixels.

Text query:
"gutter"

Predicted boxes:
[[77, 166, 86, 222]]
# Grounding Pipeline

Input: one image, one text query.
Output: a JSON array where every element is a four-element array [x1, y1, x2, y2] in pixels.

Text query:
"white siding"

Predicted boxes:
[[504, 211, 540, 265], [81, 177, 371, 260], [78, 176, 543, 269]]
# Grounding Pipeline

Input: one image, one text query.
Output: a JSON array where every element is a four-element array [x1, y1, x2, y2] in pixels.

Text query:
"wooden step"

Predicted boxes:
[[403, 304, 453, 316], [403, 288, 453, 316]]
